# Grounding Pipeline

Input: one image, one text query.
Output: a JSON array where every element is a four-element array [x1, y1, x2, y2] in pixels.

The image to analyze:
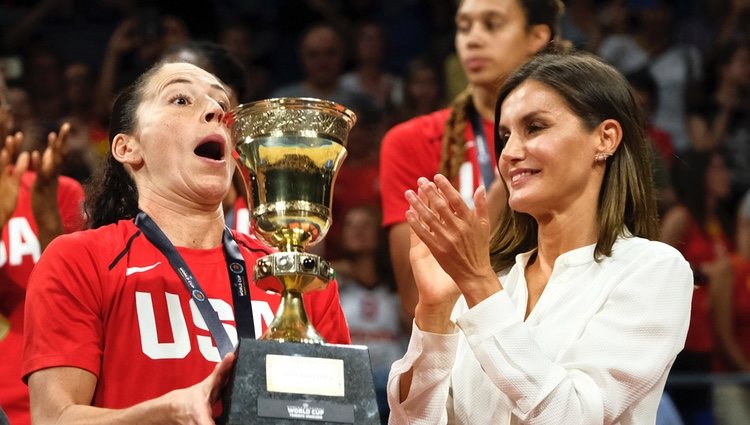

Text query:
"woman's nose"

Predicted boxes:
[[203, 99, 225, 123], [500, 134, 523, 162]]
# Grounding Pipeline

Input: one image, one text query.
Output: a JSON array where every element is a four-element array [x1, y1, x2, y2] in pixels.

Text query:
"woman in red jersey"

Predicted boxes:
[[23, 61, 350, 424]]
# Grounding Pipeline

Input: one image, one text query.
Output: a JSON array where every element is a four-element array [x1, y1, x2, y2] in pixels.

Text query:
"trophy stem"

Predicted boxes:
[[260, 289, 325, 344]]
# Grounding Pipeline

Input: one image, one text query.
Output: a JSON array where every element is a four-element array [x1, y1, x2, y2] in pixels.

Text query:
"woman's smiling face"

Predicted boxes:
[[497, 79, 608, 220]]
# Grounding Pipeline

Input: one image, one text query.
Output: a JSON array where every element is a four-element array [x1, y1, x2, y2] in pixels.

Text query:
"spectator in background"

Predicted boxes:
[[94, 9, 190, 123], [738, 189, 750, 258], [709, 188, 750, 425], [380, 0, 565, 323], [272, 23, 364, 108], [597, 0, 702, 152], [327, 95, 385, 260], [559, 0, 602, 51], [687, 40, 750, 211], [4, 83, 45, 155], [0, 71, 86, 425], [394, 56, 446, 124], [333, 205, 405, 424], [661, 149, 735, 425], [712, 0, 750, 46], [218, 21, 272, 102], [21, 48, 66, 137], [341, 22, 403, 115], [59, 61, 108, 183], [625, 66, 677, 214]]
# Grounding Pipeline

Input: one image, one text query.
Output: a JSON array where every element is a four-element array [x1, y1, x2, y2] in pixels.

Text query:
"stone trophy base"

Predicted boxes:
[[218, 338, 381, 424]]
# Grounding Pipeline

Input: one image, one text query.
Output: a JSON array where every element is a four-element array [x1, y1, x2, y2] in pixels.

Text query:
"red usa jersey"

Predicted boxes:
[[23, 219, 351, 409], [0, 172, 84, 425]]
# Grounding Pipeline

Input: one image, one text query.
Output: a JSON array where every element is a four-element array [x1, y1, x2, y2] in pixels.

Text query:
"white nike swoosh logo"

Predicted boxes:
[[126, 262, 162, 276]]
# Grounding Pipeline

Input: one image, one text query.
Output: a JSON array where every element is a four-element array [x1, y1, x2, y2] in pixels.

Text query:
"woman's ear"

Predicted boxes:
[[527, 24, 552, 55], [596, 119, 623, 157], [111, 133, 143, 166]]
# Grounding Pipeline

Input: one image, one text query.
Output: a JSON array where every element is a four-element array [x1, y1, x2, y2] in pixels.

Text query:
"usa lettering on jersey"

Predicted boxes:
[[0, 217, 40, 267], [135, 291, 275, 362]]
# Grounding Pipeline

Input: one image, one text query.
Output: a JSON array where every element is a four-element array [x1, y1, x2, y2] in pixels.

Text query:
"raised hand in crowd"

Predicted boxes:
[[0, 132, 30, 229], [30, 122, 71, 250]]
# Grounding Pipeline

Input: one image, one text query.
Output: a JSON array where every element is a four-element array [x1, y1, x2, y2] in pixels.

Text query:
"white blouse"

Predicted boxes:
[[387, 236, 693, 425]]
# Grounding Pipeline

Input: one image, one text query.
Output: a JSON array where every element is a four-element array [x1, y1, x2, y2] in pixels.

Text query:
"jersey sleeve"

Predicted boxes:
[[379, 117, 443, 228], [22, 232, 104, 381], [304, 280, 352, 345]]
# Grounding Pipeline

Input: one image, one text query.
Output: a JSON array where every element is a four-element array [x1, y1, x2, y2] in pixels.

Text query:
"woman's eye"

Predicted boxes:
[[484, 19, 502, 32], [527, 123, 545, 134], [456, 20, 471, 33], [169, 94, 191, 106]]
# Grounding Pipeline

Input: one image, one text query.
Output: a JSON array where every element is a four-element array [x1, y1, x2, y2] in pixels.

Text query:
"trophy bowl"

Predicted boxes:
[[232, 97, 356, 343]]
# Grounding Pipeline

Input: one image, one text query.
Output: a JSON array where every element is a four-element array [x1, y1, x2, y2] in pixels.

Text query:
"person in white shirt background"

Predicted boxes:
[[386, 50, 694, 424]]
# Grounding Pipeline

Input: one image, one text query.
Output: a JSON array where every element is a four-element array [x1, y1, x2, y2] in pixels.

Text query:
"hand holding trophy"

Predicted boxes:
[[223, 98, 380, 424]]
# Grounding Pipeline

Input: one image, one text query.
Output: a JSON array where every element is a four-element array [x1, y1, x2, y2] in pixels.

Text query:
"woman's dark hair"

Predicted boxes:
[[84, 63, 165, 228], [439, 0, 565, 182], [489, 51, 659, 271]]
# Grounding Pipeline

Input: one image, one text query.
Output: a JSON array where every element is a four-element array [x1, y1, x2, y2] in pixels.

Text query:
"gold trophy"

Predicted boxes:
[[223, 98, 380, 424], [233, 97, 354, 342]]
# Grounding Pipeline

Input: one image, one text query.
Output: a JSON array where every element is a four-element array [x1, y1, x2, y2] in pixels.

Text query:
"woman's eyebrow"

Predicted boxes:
[[162, 78, 229, 97]]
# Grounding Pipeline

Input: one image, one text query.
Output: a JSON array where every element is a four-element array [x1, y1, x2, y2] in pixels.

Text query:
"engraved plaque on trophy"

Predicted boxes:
[[221, 98, 380, 424]]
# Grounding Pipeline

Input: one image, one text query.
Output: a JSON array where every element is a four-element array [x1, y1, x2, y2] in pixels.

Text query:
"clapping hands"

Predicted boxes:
[[405, 175, 502, 331], [0, 131, 30, 228], [0, 122, 71, 249], [31, 122, 71, 249]]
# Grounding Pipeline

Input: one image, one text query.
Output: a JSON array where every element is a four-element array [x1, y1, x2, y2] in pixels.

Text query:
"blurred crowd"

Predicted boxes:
[[1, 0, 750, 424]]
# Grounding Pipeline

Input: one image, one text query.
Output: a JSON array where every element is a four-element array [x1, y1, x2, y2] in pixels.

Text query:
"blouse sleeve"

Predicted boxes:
[[455, 250, 693, 424], [385, 323, 460, 425]]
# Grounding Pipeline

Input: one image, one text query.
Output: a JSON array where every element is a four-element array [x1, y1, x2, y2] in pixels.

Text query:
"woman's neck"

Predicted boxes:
[[533, 210, 599, 275], [471, 84, 498, 121], [139, 199, 225, 249]]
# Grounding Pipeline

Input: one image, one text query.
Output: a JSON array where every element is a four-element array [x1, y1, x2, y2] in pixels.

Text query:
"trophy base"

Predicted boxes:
[[219, 339, 380, 424]]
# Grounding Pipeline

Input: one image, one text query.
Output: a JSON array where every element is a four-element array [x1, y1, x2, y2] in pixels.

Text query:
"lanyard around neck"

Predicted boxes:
[[134, 212, 255, 359], [467, 105, 496, 187]]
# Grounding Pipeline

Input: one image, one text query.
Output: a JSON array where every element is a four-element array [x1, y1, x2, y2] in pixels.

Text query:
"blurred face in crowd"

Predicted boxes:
[[301, 26, 344, 89], [407, 65, 440, 108], [64, 63, 93, 109], [455, 0, 550, 89], [114, 62, 233, 208], [706, 153, 731, 201], [341, 207, 380, 255], [722, 45, 750, 89], [356, 23, 385, 66]]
